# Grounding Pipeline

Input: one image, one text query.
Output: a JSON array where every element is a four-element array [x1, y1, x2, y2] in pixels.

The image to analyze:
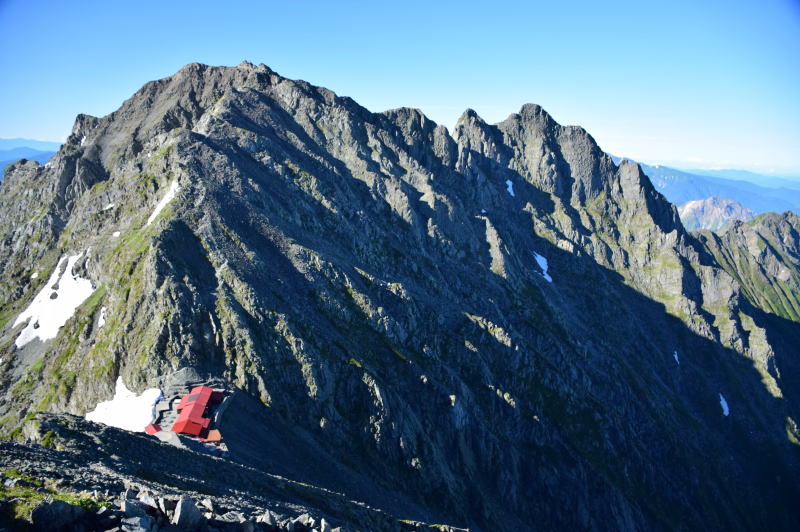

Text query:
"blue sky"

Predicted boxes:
[[1, 0, 799, 174]]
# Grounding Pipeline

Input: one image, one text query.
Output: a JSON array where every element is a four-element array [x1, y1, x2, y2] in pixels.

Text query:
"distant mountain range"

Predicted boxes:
[[687, 168, 800, 189], [612, 156, 800, 214], [0, 138, 61, 151], [677, 197, 756, 231], [0, 139, 60, 180]]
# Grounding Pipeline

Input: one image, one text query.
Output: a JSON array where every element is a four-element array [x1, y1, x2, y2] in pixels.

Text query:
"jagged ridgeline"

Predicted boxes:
[[1, 62, 799, 530]]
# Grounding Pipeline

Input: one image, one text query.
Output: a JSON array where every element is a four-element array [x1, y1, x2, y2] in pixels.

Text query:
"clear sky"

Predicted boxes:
[[1, 0, 799, 174]]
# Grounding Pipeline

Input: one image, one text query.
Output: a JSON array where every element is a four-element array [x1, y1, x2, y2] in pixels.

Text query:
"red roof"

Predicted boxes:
[[172, 386, 222, 437], [172, 419, 204, 436], [145, 424, 162, 435], [177, 386, 213, 411]]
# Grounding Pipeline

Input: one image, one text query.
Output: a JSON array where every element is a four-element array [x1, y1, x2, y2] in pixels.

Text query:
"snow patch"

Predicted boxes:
[[98, 307, 107, 328], [533, 252, 553, 282], [146, 179, 180, 226], [85, 377, 162, 432], [13, 252, 95, 348], [112, 231, 121, 238], [30, 272, 38, 280], [505, 180, 515, 197], [719, 393, 730, 416], [80, 135, 86, 146], [102, 203, 115, 211], [673, 351, 680, 365]]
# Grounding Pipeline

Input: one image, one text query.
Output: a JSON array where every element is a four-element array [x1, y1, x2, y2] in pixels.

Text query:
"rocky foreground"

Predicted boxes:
[[0, 413, 463, 531]]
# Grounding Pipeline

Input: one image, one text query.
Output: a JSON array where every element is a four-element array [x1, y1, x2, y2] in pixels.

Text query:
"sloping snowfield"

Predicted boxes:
[[146, 179, 180, 225], [85, 376, 162, 432], [13, 252, 94, 348]]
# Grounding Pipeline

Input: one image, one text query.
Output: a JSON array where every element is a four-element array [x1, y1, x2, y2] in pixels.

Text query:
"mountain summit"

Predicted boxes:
[[678, 196, 756, 231], [1, 62, 799, 531]]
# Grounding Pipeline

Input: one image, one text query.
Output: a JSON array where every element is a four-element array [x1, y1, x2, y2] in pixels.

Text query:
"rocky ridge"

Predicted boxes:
[[0, 62, 799, 530], [1, 413, 451, 531], [697, 212, 800, 322]]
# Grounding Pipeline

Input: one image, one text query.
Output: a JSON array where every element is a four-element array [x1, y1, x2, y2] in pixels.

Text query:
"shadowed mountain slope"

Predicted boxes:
[[1, 62, 799, 531]]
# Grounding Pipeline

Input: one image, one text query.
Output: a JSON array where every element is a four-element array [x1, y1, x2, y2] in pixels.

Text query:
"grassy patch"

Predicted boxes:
[[29, 358, 44, 374], [153, 144, 173, 160], [0, 471, 107, 521], [41, 430, 56, 449]]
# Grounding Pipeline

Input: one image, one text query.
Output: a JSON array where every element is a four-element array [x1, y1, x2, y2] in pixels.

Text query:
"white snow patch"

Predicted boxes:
[[102, 203, 115, 211], [30, 272, 38, 280], [112, 231, 121, 238], [673, 351, 680, 365], [85, 377, 162, 432], [98, 307, 107, 328], [533, 252, 553, 283], [13, 252, 95, 348], [80, 135, 86, 146], [505, 180, 515, 197], [146, 179, 180, 226], [719, 393, 730, 416]]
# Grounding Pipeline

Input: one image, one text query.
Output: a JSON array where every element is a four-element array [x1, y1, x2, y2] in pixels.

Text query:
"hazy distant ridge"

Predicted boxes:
[[611, 156, 800, 214]]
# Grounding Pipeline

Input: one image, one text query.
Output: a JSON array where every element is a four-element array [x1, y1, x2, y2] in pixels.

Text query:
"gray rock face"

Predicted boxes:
[[1, 62, 800, 531]]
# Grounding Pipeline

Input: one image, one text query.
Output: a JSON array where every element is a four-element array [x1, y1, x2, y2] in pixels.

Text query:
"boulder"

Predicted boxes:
[[199, 498, 215, 513], [256, 510, 279, 526], [290, 513, 315, 530], [95, 505, 122, 529], [121, 515, 156, 532], [172, 495, 206, 530], [218, 511, 246, 522], [30, 499, 88, 531], [122, 499, 150, 519], [137, 492, 159, 510]]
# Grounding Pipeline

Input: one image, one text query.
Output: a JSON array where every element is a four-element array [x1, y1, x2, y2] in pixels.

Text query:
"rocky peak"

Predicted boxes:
[[678, 196, 756, 231]]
